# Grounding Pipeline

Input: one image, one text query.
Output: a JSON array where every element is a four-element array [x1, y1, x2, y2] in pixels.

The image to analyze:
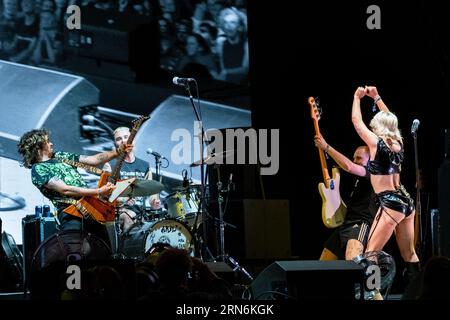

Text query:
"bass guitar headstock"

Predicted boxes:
[[308, 96, 322, 122]]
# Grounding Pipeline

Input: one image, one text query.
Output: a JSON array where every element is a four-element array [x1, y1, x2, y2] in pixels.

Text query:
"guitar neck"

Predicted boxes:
[[60, 159, 104, 175], [317, 147, 330, 188], [313, 119, 331, 187], [110, 127, 139, 182]]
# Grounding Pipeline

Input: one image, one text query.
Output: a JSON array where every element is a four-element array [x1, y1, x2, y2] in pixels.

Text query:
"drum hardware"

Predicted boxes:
[[214, 165, 253, 281], [189, 150, 235, 168], [110, 178, 164, 200]]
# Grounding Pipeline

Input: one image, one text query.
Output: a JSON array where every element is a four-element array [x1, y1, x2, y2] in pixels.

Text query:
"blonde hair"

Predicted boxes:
[[369, 111, 403, 142], [113, 126, 130, 136]]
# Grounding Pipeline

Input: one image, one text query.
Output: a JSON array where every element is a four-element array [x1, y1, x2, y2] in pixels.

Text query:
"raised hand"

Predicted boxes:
[[364, 86, 379, 100], [354, 86, 366, 99]]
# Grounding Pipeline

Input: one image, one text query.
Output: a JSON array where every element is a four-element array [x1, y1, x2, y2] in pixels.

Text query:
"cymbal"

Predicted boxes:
[[119, 179, 164, 197], [172, 184, 202, 192], [190, 149, 235, 167]]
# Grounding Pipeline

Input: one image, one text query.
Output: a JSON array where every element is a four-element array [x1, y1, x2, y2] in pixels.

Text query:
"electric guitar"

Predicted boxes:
[[63, 115, 150, 223], [308, 97, 347, 228]]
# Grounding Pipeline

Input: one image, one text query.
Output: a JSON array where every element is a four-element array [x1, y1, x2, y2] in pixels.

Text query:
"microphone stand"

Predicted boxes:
[[153, 154, 162, 181], [412, 129, 423, 260], [182, 82, 213, 262]]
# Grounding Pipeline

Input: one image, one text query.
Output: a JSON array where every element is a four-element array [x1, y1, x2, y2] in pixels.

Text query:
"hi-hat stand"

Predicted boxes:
[[214, 165, 253, 281]]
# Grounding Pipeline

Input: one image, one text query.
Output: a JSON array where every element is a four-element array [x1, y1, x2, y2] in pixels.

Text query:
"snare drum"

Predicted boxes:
[[119, 219, 194, 261]]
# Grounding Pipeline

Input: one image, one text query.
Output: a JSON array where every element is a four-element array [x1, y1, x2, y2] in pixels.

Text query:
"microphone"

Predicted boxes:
[[182, 169, 189, 188], [411, 119, 420, 135], [146, 148, 166, 159], [227, 173, 234, 191], [172, 77, 195, 86]]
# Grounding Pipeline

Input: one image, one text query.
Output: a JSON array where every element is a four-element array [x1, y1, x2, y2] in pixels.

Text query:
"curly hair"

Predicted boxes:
[[17, 129, 50, 168]]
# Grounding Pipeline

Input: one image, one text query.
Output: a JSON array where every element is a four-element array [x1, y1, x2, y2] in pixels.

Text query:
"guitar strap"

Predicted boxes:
[[58, 158, 104, 175]]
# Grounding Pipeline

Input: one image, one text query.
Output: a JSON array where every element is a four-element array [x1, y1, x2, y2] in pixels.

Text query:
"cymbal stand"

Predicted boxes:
[[147, 151, 165, 219], [215, 166, 253, 281]]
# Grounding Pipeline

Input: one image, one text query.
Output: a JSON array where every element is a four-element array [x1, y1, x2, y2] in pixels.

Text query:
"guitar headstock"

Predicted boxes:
[[308, 96, 322, 122], [131, 115, 150, 131]]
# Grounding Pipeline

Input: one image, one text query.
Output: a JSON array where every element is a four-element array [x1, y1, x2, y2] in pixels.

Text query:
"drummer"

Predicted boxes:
[[103, 127, 161, 232]]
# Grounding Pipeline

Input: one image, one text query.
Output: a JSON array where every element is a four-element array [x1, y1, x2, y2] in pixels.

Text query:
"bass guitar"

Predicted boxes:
[[308, 97, 346, 228]]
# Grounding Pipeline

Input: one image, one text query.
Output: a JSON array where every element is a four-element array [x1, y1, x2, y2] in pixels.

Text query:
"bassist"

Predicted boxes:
[[314, 135, 377, 260]]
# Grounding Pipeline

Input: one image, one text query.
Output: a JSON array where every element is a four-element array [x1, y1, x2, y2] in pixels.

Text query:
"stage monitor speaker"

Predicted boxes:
[[250, 260, 364, 300], [438, 160, 450, 257], [0, 60, 99, 160], [21, 215, 57, 290], [205, 262, 236, 284], [133, 95, 251, 184]]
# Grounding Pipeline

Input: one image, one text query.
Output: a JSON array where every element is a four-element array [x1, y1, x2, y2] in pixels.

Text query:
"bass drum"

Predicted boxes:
[[0, 232, 24, 291], [29, 230, 112, 299], [119, 219, 194, 261]]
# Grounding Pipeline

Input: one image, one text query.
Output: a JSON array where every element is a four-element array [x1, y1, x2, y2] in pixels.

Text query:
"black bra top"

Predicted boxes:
[[367, 138, 403, 175]]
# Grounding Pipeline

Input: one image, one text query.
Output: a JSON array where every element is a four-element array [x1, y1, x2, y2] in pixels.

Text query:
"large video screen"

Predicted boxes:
[[0, 0, 249, 85]]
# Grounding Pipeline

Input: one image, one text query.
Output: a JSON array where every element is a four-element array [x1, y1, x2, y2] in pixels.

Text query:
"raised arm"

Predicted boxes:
[[352, 87, 378, 148], [365, 86, 390, 112], [314, 135, 367, 177], [80, 143, 132, 167], [45, 177, 114, 197]]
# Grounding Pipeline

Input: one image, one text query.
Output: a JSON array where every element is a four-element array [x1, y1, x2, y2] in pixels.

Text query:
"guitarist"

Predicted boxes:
[[314, 134, 378, 261], [103, 126, 162, 233], [18, 128, 133, 245]]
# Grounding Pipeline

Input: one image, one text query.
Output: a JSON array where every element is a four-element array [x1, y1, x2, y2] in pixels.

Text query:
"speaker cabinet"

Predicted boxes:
[[22, 216, 57, 289], [438, 160, 450, 257], [210, 199, 291, 260], [250, 260, 364, 300], [243, 199, 291, 259]]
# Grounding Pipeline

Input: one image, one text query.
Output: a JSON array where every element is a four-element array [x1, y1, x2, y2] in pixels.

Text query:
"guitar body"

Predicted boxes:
[[63, 172, 117, 223], [62, 115, 149, 224], [318, 167, 347, 228]]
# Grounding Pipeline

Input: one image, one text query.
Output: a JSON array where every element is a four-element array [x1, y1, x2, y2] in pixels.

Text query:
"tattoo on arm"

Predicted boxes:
[[96, 153, 108, 162]]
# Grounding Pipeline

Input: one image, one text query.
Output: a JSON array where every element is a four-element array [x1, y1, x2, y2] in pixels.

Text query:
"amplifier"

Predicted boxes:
[[22, 215, 57, 289]]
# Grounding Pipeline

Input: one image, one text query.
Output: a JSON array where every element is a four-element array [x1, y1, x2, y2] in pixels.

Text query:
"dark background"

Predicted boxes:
[[248, 0, 450, 259]]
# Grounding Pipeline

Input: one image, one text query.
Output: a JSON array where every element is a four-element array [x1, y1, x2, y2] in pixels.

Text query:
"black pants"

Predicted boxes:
[[58, 212, 111, 250]]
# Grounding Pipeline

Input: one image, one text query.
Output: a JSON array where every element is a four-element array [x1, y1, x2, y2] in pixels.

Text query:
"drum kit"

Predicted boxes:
[[111, 152, 253, 281], [111, 177, 201, 261]]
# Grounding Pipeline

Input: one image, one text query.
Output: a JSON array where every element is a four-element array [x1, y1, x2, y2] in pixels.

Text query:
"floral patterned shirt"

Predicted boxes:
[[31, 151, 86, 212]]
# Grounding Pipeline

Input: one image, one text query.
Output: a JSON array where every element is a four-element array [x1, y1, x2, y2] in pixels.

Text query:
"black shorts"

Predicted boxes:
[[324, 221, 370, 259], [375, 185, 415, 217]]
